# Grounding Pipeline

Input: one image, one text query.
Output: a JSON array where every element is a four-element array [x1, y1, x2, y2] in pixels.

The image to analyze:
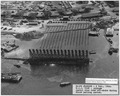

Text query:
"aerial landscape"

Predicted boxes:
[[1, 1, 119, 95]]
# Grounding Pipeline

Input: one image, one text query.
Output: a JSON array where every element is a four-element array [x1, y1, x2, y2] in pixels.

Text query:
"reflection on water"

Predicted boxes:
[[29, 61, 89, 83]]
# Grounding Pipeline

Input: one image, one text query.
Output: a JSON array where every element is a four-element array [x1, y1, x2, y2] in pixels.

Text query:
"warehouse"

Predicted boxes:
[[81, 12, 103, 19]]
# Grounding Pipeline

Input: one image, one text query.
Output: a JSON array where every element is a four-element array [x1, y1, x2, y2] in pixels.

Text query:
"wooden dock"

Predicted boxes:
[[29, 21, 91, 64]]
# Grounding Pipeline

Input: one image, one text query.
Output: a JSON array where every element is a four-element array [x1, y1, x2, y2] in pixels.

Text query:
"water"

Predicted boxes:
[[1, 56, 119, 95], [1, 29, 119, 95], [1, 61, 89, 95], [30, 63, 89, 82]]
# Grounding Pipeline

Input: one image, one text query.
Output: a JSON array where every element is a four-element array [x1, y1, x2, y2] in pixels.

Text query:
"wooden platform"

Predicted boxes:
[[29, 21, 91, 64]]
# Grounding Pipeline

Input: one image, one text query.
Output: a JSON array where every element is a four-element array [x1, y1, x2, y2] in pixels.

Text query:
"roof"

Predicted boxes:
[[81, 12, 102, 18], [27, 22, 38, 25], [36, 21, 91, 51], [113, 7, 119, 12], [51, 11, 59, 16], [37, 12, 44, 17], [64, 10, 73, 15]]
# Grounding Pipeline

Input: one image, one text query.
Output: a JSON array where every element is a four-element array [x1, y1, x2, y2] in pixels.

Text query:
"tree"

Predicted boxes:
[[3, 11, 11, 18], [28, 12, 38, 19], [71, 8, 79, 15], [57, 8, 66, 15], [43, 10, 51, 19]]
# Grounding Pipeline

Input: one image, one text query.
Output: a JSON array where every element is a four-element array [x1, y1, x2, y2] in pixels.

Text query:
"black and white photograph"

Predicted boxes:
[[1, 0, 119, 95]]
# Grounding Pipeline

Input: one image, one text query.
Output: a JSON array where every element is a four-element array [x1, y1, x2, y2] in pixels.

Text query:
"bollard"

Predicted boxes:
[[86, 50, 88, 58], [82, 50, 84, 58], [29, 49, 32, 54], [36, 49, 39, 54], [57, 50, 59, 55], [46, 49, 49, 54], [32, 49, 35, 54], [79, 50, 81, 58], [50, 49, 52, 55], [71, 50, 74, 57], [43, 49, 46, 54], [64, 50, 67, 56], [30, 49, 34, 58], [29, 49, 32, 57], [32, 49, 36, 57], [75, 50, 77, 56], [61, 50, 63, 56], [68, 50, 70, 56], [39, 49, 42, 54], [54, 49, 56, 55]]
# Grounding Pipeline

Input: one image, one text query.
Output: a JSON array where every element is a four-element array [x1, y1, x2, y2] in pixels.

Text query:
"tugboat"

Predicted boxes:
[[1, 73, 22, 83]]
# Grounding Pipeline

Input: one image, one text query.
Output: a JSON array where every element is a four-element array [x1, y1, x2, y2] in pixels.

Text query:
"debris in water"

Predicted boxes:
[[23, 61, 29, 65], [14, 65, 21, 68], [108, 47, 119, 55]]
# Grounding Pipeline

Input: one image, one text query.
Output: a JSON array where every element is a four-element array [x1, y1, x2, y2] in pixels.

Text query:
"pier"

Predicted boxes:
[[29, 21, 91, 64]]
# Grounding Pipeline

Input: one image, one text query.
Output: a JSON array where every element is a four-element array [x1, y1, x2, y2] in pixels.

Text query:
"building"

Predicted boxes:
[[29, 20, 91, 64], [61, 1, 72, 9], [50, 11, 60, 17], [81, 12, 103, 19]]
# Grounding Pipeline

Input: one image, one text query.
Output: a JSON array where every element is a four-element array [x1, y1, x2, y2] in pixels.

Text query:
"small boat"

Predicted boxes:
[[106, 28, 113, 37], [89, 31, 100, 37], [1, 73, 22, 83], [60, 82, 71, 87], [89, 50, 96, 54]]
